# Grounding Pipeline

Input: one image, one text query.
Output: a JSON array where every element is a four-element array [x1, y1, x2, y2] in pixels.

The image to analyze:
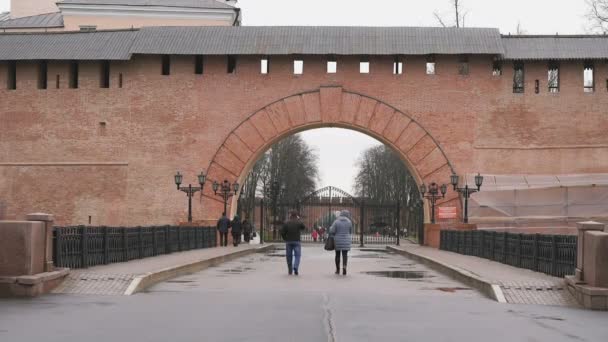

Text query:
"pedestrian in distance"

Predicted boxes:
[[231, 215, 242, 247], [217, 212, 231, 247], [242, 218, 252, 243], [280, 210, 306, 276], [330, 210, 352, 276], [312, 229, 318, 242]]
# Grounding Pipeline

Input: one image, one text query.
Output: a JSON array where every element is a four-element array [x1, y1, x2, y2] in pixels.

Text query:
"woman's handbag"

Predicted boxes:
[[324, 235, 335, 251]]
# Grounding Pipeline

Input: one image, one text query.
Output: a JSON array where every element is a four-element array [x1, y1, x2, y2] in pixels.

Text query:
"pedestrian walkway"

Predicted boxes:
[[53, 244, 263, 296], [391, 242, 579, 307]]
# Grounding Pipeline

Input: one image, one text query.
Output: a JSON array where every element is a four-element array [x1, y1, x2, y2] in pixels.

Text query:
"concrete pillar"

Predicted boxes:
[[26, 213, 55, 272], [576, 221, 605, 281], [583, 231, 608, 288]]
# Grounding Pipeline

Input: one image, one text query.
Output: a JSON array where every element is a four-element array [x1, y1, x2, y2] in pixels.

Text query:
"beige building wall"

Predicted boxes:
[[10, 0, 59, 18], [63, 15, 233, 30]]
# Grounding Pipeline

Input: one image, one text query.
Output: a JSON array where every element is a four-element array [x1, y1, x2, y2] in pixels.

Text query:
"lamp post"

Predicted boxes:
[[420, 182, 448, 224], [174, 171, 207, 223], [213, 179, 240, 215], [450, 173, 484, 224]]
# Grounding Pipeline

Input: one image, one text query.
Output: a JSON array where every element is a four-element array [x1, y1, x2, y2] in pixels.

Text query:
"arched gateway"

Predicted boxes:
[[202, 87, 458, 222]]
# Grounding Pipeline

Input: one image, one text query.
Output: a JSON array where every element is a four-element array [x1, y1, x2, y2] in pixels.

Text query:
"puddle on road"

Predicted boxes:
[[364, 271, 433, 279], [267, 254, 286, 257], [166, 280, 195, 284]]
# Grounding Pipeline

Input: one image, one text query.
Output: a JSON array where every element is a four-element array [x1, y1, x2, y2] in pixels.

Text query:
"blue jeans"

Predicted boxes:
[[285, 241, 302, 271]]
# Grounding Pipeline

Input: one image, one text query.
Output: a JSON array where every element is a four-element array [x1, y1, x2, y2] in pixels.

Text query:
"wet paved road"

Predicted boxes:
[[1, 246, 608, 342]]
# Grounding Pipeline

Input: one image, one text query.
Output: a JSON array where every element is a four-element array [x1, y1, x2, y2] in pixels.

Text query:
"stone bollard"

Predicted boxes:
[[26, 213, 55, 272], [575, 221, 605, 282]]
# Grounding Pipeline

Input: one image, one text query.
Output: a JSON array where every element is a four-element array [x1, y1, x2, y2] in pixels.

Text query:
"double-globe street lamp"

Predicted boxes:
[[213, 180, 240, 215], [450, 173, 484, 224], [174, 171, 207, 223], [420, 182, 448, 224]]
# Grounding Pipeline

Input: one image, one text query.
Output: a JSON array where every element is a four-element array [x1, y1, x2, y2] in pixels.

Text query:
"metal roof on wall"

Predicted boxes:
[[0, 12, 64, 29], [0, 26, 607, 61], [58, 0, 236, 9]]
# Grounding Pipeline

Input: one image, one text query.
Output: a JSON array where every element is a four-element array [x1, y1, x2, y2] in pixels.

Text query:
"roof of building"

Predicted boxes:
[[502, 35, 608, 60], [0, 12, 64, 29], [57, 0, 236, 9], [131, 26, 504, 56], [0, 30, 137, 60], [0, 12, 10, 21], [0, 26, 606, 61]]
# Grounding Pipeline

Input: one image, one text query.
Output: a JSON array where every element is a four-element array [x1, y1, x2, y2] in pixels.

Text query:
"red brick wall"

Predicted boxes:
[[1, 55, 607, 226]]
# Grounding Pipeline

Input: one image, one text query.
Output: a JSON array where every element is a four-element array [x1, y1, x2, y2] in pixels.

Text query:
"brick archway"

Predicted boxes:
[[201, 86, 459, 222]]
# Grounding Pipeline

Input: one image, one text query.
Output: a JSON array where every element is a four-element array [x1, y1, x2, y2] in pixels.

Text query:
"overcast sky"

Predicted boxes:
[[0, 0, 593, 193]]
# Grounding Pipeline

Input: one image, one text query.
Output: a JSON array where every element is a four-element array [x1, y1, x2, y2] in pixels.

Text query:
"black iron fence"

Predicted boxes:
[[53, 226, 217, 269], [439, 230, 577, 278], [265, 231, 399, 245]]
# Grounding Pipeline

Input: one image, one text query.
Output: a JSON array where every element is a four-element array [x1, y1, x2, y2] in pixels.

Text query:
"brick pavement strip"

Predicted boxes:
[[390, 243, 579, 307], [52, 245, 267, 296]]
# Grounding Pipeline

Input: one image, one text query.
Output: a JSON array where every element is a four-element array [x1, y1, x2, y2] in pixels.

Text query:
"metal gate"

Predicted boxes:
[[257, 186, 423, 246]]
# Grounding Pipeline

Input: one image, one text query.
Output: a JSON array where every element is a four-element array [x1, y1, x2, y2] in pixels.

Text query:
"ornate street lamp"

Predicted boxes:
[[420, 182, 448, 224], [174, 170, 207, 223], [450, 173, 484, 224], [213, 179, 240, 215]]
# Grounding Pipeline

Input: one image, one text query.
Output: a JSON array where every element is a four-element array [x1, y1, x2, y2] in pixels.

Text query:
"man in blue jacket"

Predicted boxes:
[[217, 212, 231, 247]]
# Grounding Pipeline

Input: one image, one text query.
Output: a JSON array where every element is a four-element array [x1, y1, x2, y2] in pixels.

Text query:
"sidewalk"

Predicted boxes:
[[53, 244, 268, 296], [390, 242, 579, 307]]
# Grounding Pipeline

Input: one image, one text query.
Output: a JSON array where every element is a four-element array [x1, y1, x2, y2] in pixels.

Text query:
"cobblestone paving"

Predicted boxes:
[[52, 272, 136, 295], [499, 281, 580, 307]]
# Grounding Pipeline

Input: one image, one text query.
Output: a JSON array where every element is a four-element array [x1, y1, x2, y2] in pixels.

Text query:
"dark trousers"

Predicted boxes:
[[335, 250, 349, 269], [232, 232, 241, 246], [220, 232, 228, 247], [244, 232, 251, 243]]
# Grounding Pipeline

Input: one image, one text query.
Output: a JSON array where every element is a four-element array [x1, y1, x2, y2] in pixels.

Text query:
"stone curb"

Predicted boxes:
[[124, 245, 274, 295], [387, 246, 506, 303]]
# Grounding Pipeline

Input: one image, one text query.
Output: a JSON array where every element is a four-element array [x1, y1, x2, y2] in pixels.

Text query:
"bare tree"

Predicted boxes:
[[587, 0, 608, 33], [434, 0, 468, 28]]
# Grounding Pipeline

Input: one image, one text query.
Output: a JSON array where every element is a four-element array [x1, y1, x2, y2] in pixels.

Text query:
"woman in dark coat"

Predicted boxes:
[[329, 210, 353, 275], [242, 218, 252, 243], [231, 215, 242, 247]]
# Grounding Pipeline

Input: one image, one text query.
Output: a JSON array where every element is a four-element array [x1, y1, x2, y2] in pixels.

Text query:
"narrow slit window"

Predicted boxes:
[[100, 61, 110, 88], [513, 62, 524, 93], [161, 55, 171, 76], [118, 73, 123, 88], [458, 55, 469, 75], [359, 58, 370, 74], [327, 57, 337, 74], [548, 62, 559, 93], [294, 59, 303, 75], [393, 57, 403, 75], [55, 75, 60, 89], [69, 61, 79, 89], [227, 56, 237, 74], [535, 79, 540, 94], [426, 56, 436, 75], [261, 57, 269, 74], [7, 61, 16, 90], [38, 61, 48, 89], [492, 61, 502, 76], [584, 61, 595, 93], [194, 55, 204, 75]]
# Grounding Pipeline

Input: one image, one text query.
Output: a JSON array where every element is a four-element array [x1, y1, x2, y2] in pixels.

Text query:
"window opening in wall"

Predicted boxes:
[[548, 62, 559, 93], [100, 61, 110, 88], [7, 61, 16, 90], [360, 58, 370, 74], [79, 25, 97, 32], [535, 80, 540, 94], [161, 55, 171, 76], [513, 62, 524, 93], [327, 57, 337, 74], [426, 56, 436, 75], [69, 61, 79, 89], [195, 55, 204, 75], [584, 61, 595, 93], [38, 60, 48, 89], [294, 59, 304, 75], [227, 56, 237, 73], [261, 57, 269, 74], [458, 55, 469, 75], [393, 56, 403, 75], [56, 75, 60, 89], [118, 73, 123, 88], [492, 61, 502, 76], [98, 121, 107, 136]]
